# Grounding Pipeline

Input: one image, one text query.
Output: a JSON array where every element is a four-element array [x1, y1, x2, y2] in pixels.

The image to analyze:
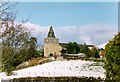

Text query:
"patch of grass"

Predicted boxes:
[[16, 57, 51, 70], [89, 62, 104, 66]]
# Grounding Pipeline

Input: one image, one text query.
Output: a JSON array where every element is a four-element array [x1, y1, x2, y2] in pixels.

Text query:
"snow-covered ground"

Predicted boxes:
[[97, 42, 108, 49], [0, 60, 106, 81]]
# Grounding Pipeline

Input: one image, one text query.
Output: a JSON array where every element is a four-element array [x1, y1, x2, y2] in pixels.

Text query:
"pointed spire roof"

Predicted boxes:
[[47, 26, 55, 38]]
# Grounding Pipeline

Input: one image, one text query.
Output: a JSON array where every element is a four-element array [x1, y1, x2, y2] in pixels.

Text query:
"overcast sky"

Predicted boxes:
[[12, 2, 118, 46]]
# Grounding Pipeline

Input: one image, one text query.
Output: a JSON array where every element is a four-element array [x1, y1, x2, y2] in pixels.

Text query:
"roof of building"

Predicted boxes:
[[86, 45, 95, 47], [59, 43, 68, 48], [59, 43, 95, 48], [47, 26, 55, 38]]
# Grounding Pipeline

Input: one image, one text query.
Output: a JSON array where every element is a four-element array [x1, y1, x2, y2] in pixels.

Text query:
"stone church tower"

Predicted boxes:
[[44, 26, 61, 57]]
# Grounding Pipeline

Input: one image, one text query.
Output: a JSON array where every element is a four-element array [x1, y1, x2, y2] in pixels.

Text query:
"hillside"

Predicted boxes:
[[0, 60, 105, 81]]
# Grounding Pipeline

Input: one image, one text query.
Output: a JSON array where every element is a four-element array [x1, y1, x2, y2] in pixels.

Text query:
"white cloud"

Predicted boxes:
[[23, 22, 117, 46]]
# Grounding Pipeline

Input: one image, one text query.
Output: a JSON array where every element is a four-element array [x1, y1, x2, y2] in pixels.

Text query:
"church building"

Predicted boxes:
[[44, 26, 62, 57], [44, 26, 95, 57]]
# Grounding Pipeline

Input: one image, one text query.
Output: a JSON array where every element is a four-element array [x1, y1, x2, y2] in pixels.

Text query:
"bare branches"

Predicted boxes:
[[1, 2, 39, 73], [0, 2, 18, 18]]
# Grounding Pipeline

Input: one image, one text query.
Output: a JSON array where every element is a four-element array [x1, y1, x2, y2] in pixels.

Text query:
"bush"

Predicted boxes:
[[105, 32, 120, 80]]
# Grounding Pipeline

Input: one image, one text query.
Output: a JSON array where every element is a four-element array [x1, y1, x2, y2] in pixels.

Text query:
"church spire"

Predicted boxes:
[[47, 26, 55, 38]]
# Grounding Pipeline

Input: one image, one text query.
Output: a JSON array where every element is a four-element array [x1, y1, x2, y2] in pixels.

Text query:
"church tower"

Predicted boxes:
[[44, 26, 61, 57]]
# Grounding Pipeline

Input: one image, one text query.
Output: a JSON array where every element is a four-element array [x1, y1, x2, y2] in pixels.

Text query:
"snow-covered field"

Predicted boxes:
[[0, 60, 106, 81]]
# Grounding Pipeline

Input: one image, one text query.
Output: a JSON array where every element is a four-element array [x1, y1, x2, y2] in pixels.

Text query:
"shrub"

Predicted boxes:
[[105, 32, 120, 80]]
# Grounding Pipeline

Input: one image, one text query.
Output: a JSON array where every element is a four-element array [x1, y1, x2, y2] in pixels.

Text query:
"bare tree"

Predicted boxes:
[[0, 2, 32, 73]]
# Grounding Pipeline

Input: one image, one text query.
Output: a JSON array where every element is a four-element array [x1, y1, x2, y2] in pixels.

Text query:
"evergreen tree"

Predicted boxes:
[[26, 37, 39, 60], [60, 49, 67, 56], [90, 47, 100, 58], [80, 44, 91, 57], [105, 32, 120, 80], [66, 42, 80, 54], [94, 50, 100, 58]]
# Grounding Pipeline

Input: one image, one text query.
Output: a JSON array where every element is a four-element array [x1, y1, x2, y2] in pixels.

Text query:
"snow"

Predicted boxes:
[[0, 60, 106, 81], [97, 42, 108, 49]]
